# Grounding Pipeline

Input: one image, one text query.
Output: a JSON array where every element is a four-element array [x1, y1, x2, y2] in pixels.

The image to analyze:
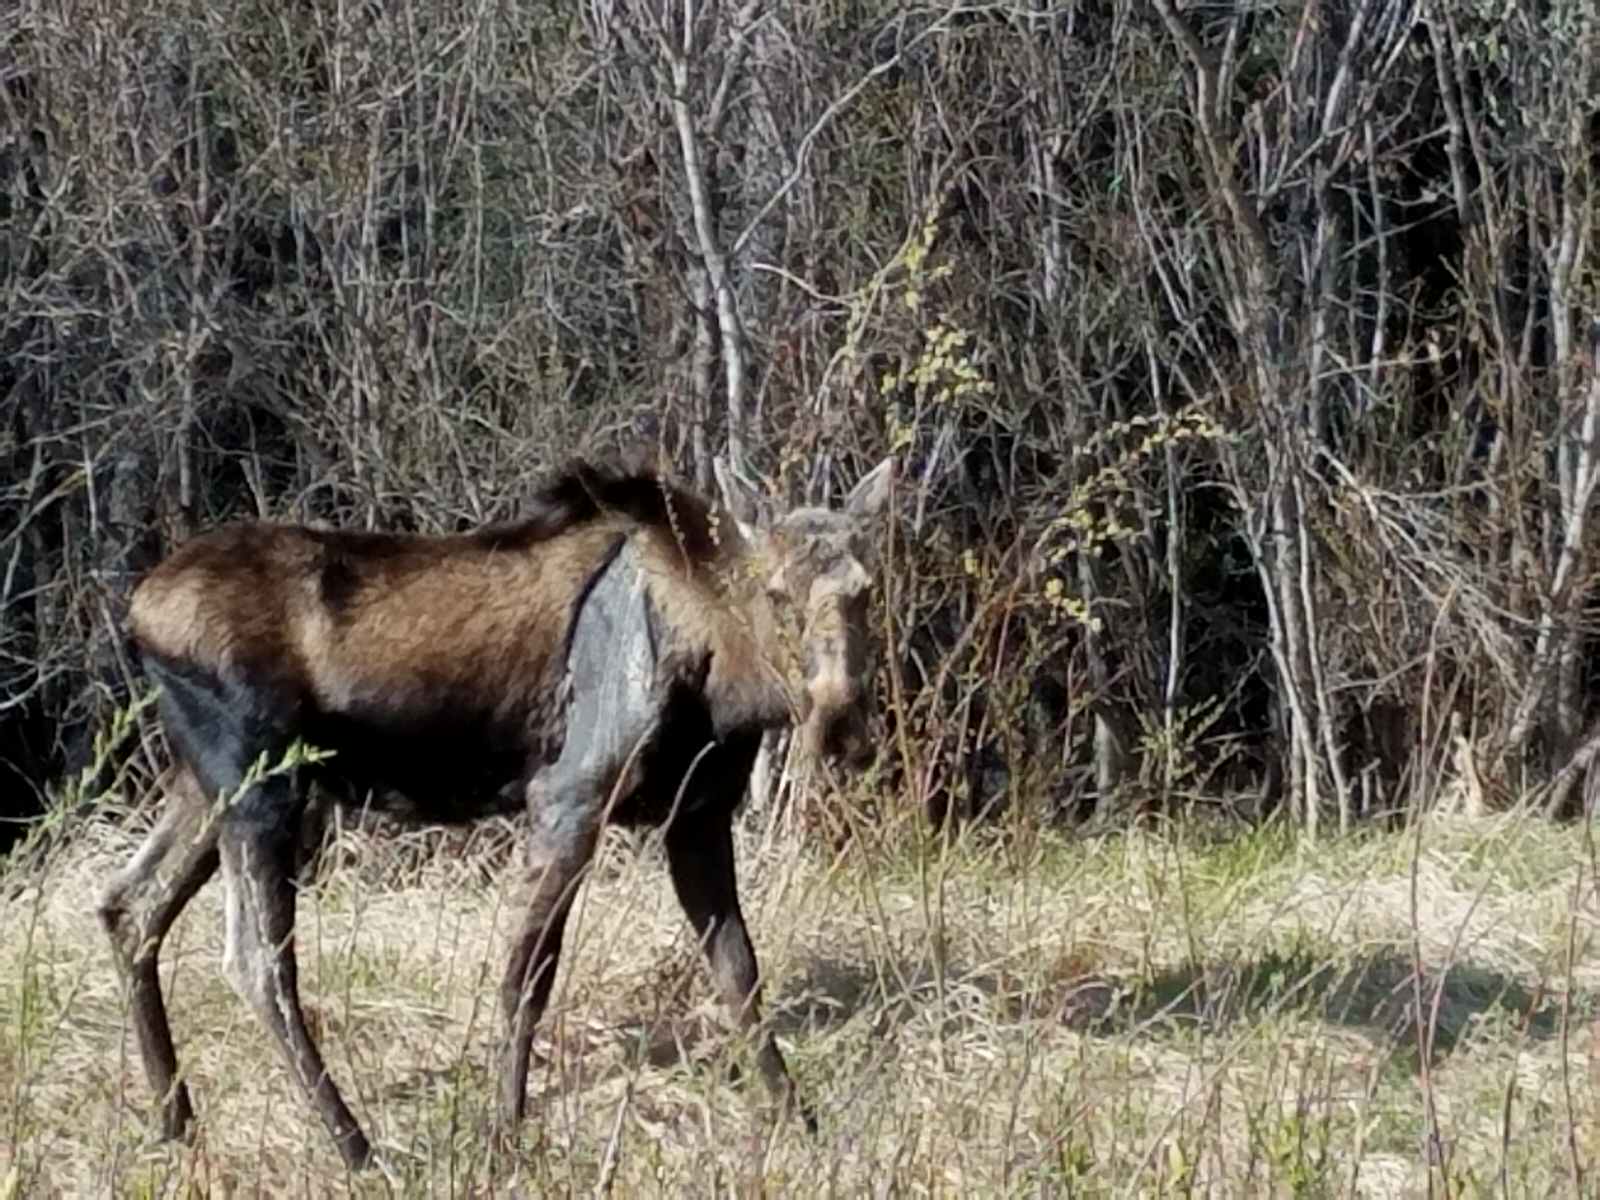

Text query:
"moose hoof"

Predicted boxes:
[[160, 1087, 197, 1143], [488, 1114, 544, 1169]]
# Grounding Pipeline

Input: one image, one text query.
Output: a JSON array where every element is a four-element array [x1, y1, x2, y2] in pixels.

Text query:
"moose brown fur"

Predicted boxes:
[[98, 455, 892, 1170]]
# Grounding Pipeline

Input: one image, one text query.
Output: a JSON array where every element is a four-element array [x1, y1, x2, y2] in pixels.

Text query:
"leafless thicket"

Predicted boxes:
[[5, 0, 1600, 840]]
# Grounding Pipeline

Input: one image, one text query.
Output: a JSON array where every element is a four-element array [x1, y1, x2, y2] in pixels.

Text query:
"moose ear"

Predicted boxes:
[[712, 455, 771, 533], [844, 457, 894, 521]]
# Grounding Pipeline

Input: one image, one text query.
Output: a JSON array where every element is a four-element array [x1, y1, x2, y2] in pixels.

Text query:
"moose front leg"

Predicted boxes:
[[665, 809, 814, 1134], [496, 731, 661, 1137], [497, 535, 662, 1140], [496, 792, 600, 1132]]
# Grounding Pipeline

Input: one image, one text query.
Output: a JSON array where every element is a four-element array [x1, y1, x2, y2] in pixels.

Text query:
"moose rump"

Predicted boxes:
[[99, 456, 892, 1170]]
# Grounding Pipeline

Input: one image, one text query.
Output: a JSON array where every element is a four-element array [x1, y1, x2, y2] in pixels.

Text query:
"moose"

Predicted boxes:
[[98, 453, 893, 1170]]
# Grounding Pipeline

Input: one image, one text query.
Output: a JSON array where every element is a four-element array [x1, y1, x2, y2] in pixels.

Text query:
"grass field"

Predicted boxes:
[[3, 797, 1598, 1197]]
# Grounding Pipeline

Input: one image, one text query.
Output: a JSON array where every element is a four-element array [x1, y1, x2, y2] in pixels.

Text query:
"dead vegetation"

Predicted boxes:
[[5, 797, 1599, 1195]]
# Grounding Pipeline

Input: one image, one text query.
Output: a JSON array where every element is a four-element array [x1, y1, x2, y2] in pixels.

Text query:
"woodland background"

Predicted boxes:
[[5, 0, 1600, 851]]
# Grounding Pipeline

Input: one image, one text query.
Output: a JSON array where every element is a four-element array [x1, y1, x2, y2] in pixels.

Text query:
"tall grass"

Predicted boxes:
[[2, 787, 1597, 1196]]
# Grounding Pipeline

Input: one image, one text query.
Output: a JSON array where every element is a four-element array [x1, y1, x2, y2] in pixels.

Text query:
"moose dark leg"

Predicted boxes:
[[665, 811, 812, 1132], [495, 726, 653, 1134], [98, 763, 221, 1140], [496, 812, 600, 1132], [496, 537, 663, 1137], [99, 765, 215, 972], [218, 780, 371, 1170], [100, 768, 204, 947], [116, 657, 369, 1161]]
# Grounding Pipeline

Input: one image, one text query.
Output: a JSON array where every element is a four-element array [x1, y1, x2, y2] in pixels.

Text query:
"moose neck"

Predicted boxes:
[[692, 527, 805, 743]]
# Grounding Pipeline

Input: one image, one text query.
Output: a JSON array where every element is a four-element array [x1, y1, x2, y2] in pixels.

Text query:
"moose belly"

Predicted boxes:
[[603, 714, 764, 830], [301, 703, 537, 823]]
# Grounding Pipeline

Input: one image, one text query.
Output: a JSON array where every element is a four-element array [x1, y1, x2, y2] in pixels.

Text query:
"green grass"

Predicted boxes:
[[2, 801, 1598, 1195]]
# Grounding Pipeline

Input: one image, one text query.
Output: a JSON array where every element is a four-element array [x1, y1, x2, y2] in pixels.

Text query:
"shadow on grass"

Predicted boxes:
[[519, 955, 934, 1097], [1062, 943, 1594, 1063], [606, 957, 917, 1071], [760, 941, 1598, 1073], [373, 942, 1591, 1111]]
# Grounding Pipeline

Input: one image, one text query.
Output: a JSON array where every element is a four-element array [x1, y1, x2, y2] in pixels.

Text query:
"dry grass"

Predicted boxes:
[[3, 799, 1599, 1197]]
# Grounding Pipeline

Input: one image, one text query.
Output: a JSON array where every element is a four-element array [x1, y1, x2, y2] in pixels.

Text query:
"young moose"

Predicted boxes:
[[99, 455, 893, 1170]]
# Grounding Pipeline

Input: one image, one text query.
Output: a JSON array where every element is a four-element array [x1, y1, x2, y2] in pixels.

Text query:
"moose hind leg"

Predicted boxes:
[[100, 768, 202, 964], [99, 763, 222, 1140], [665, 813, 813, 1133], [219, 779, 371, 1170]]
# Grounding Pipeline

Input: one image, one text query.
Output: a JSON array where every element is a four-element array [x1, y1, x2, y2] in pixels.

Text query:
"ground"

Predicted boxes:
[[2, 799, 1598, 1197]]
